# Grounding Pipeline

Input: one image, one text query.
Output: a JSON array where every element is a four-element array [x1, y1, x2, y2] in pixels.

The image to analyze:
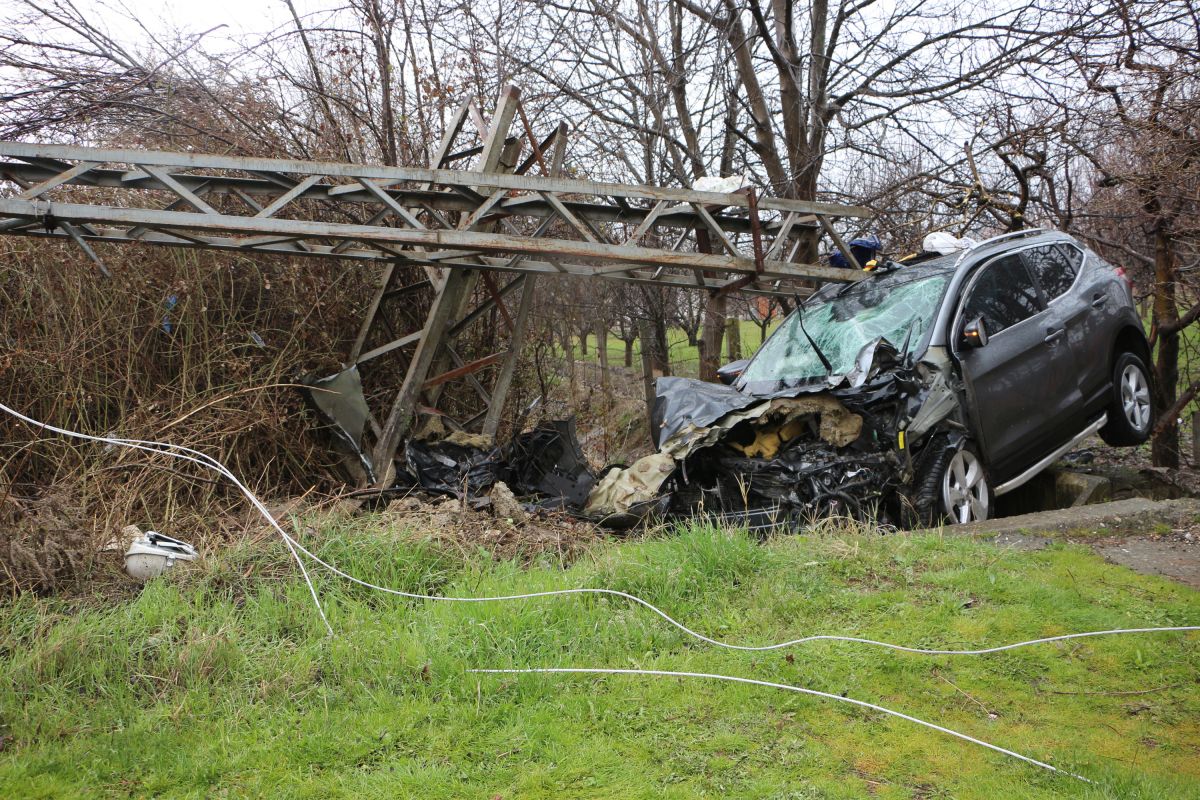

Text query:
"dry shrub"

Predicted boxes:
[[0, 238, 387, 592], [0, 481, 90, 594]]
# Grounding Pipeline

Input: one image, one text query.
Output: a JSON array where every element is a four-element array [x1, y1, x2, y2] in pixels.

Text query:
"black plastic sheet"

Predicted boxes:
[[504, 419, 596, 509], [405, 439, 506, 498]]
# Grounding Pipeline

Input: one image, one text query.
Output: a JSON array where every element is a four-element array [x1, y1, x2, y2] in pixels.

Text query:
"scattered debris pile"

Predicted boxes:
[[304, 315, 970, 532], [383, 489, 602, 564], [398, 419, 598, 511], [368, 335, 964, 533]]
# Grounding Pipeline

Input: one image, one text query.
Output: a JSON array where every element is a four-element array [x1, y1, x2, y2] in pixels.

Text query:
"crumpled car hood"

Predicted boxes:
[[652, 337, 900, 448]]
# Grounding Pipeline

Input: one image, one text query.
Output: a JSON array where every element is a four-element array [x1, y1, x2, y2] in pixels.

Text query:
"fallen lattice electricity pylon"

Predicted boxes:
[[0, 86, 870, 482]]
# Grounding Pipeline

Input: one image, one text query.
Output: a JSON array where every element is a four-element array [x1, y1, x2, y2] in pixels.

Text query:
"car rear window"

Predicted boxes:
[[1024, 244, 1080, 300], [961, 254, 1042, 336]]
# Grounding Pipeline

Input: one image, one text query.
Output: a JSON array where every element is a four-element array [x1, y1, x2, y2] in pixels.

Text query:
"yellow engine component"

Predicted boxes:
[[731, 417, 808, 459]]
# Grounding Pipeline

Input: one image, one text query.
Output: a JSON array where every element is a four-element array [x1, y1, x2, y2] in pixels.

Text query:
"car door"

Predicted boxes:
[[1058, 244, 1123, 409], [1020, 243, 1088, 430], [954, 253, 1078, 476]]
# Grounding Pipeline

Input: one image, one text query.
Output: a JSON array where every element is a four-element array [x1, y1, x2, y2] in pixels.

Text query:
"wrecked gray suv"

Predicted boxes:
[[588, 230, 1153, 528]]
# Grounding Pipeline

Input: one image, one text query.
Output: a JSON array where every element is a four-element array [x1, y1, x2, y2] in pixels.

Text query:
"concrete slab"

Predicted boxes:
[[948, 497, 1200, 539], [1095, 536, 1200, 589], [1054, 469, 1111, 507]]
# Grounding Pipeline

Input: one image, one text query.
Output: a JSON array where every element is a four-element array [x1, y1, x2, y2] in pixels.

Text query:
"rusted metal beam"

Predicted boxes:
[[0, 160, 817, 236], [0, 198, 854, 283], [421, 351, 505, 389], [372, 266, 473, 471], [479, 271, 514, 331]]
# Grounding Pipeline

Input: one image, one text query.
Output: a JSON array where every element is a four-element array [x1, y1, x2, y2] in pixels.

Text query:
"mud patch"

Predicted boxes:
[[1094, 531, 1200, 590]]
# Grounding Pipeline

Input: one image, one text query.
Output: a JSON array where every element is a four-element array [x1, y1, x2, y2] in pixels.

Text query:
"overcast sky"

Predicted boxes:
[[2, 0, 313, 52], [111, 0, 292, 40]]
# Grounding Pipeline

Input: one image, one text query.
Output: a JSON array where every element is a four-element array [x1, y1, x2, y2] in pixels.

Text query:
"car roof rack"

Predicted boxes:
[[953, 227, 1047, 269], [972, 227, 1046, 248]]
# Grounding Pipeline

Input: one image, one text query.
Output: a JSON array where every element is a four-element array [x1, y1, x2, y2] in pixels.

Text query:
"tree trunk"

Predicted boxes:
[[579, 329, 588, 355], [563, 330, 577, 398], [650, 315, 671, 376], [699, 292, 727, 381], [637, 319, 659, 445], [624, 338, 634, 367], [1151, 225, 1180, 467], [725, 316, 741, 361], [596, 321, 609, 391]]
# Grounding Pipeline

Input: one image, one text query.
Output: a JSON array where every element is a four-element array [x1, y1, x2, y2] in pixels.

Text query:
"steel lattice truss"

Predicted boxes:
[[0, 147, 867, 291], [0, 86, 871, 481]]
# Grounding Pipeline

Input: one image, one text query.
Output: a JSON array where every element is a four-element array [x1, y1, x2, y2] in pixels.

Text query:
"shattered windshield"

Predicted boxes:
[[738, 265, 952, 390]]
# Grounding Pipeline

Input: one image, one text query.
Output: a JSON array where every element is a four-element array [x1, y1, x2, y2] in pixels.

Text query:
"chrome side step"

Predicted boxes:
[[993, 413, 1107, 497]]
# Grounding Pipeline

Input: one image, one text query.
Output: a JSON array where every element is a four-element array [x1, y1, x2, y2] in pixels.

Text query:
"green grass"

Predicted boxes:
[[1, 519, 1198, 799], [577, 319, 776, 378]]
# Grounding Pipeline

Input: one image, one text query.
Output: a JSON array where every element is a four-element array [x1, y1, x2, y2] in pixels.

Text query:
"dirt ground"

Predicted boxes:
[[1094, 530, 1200, 589], [979, 497, 1200, 589]]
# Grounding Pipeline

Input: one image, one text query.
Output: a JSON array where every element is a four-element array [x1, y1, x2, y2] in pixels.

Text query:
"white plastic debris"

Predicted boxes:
[[124, 531, 198, 582], [922, 231, 978, 254], [693, 175, 749, 194]]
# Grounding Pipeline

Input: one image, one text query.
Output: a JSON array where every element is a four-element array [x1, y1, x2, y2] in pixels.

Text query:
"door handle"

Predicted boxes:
[[1044, 327, 1065, 344], [1091, 293, 1108, 308]]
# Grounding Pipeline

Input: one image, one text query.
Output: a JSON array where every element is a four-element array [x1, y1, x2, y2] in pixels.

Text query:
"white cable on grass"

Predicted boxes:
[[473, 667, 1090, 782], [4, 402, 1197, 656]]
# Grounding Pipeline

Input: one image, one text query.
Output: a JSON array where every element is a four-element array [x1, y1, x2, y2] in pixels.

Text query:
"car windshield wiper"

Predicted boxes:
[[899, 316, 918, 360], [796, 302, 834, 376]]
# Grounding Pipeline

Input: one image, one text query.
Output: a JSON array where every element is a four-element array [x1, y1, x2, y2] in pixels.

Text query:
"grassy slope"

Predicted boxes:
[[1, 520, 1198, 799]]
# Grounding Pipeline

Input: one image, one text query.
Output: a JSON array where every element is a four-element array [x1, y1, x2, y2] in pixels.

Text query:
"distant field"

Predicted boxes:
[[575, 319, 778, 379], [2, 518, 1197, 798]]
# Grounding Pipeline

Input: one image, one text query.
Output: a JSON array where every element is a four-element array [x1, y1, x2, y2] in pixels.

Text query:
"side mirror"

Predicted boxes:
[[717, 358, 749, 385], [960, 316, 989, 349]]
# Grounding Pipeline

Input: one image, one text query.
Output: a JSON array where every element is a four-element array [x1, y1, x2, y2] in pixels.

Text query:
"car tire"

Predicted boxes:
[[904, 437, 992, 527], [1099, 352, 1154, 446]]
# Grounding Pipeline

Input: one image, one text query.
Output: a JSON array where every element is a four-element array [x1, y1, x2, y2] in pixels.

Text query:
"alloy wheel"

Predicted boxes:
[[942, 448, 989, 523], [1121, 363, 1152, 433]]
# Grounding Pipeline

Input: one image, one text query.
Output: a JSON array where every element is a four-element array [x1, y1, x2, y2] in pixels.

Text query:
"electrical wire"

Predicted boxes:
[[4, 400, 1197, 657], [471, 667, 1090, 782]]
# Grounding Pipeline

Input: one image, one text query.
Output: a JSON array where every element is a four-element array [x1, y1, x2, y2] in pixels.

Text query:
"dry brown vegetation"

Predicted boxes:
[[0, 240, 379, 592]]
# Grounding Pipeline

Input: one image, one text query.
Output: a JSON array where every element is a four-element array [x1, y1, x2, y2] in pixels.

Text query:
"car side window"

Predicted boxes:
[[1023, 244, 1079, 300], [960, 254, 1043, 337]]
